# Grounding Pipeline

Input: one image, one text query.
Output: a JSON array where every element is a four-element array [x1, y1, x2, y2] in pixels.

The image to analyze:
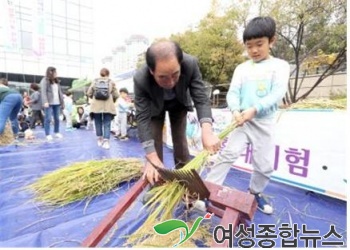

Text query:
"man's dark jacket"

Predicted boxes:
[[133, 53, 212, 144]]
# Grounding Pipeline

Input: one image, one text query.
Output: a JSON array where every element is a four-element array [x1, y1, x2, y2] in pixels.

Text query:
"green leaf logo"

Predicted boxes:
[[153, 213, 212, 247]]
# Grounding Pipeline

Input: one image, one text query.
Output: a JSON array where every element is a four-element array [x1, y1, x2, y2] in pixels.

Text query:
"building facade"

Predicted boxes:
[[0, 0, 95, 89], [109, 34, 149, 74]]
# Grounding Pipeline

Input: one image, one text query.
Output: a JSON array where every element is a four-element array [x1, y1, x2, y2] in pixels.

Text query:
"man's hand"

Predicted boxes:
[[143, 152, 164, 185], [201, 123, 221, 154], [44, 102, 49, 108]]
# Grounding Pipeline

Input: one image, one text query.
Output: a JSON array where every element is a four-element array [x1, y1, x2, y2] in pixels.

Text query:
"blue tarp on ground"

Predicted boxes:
[[0, 126, 347, 247]]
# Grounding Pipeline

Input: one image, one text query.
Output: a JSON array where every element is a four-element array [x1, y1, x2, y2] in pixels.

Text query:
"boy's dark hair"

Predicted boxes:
[[65, 91, 72, 96], [243, 16, 276, 43], [146, 40, 183, 71], [119, 87, 128, 94]]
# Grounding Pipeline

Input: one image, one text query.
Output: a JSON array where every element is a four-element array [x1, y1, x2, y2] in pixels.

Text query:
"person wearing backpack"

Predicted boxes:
[[87, 67, 118, 149]]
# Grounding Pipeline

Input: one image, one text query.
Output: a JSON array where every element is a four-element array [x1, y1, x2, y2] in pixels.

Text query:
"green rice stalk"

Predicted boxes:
[[287, 98, 346, 110], [27, 158, 143, 207], [131, 122, 238, 239]]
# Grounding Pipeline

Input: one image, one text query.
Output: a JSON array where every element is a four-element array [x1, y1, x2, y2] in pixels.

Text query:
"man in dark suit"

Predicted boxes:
[[134, 40, 221, 185]]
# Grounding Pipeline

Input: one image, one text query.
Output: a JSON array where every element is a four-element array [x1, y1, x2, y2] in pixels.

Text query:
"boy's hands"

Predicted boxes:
[[241, 107, 257, 122], [232, 110, 243, 125], [232, 107, 257, 126]]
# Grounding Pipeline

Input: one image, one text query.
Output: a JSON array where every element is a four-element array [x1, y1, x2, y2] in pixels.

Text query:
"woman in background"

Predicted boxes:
[[87, 68, 118, 149], [40, 66, 64, 141]]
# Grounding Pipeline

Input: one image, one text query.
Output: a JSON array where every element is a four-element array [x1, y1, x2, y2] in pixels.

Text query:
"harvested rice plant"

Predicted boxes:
[[0, 122, 14, 146], [27, 158, 143, 207]]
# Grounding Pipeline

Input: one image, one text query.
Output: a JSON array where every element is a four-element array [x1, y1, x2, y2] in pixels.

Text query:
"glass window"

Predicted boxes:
[[53, 38, 66, 54], [52, 15, 66, 27], [21, 19, 32, 32], [68, 40, 80, 56], [45, 22, 53, 36], [53, 26, 66, 38], [0, 27, 5, 46], [21, 31, 32, 49], [52, 0, 66, 16], [45, 36, 53, 52], [81, 43, 93, 57], [67, 3, 79, 19], [0, 52, 5, 69], [66, 18, 79, 27], [22, 49, 33, 58], [67, 29, 79, 40], [19, 0, 33, 9], [80, 31, 92, 41], [6, 58, 22, 73], [67, 65, 80, 77], [44, 0, 52, 14], [80, 0, 93, 7], [23, 60, 39, 75], [80, 7, 92, 21]]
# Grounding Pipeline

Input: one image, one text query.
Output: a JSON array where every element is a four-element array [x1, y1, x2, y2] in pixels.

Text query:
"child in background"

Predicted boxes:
[[116, 88, 133, 141], [28, 83, 44, 129], [63, 92, 74, 131], [73, 106, 89, 129], [83, 102, 94, 131], [199, 16, 290, 215]]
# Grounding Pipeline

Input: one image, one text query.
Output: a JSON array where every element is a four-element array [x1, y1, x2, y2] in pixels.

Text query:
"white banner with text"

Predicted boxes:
[[164, 109, 346, 201]]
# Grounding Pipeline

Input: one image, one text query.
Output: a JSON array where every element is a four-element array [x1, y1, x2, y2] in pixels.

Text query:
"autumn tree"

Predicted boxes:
[[225, 0, 346, 103], [171, 2, 244, 88], [265, 0, 347, 102]]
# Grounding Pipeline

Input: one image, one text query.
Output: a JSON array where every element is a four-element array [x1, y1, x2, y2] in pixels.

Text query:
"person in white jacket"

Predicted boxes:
[[116, 88, 133, 140], [199, 16, 290, 215], [63, 92, 74, 131]]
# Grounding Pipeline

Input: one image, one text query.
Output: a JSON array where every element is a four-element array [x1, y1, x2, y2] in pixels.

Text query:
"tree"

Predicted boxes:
[[171, 2, 244, 88], [227, 0, 346, 103], [264, 0, 347, 102]]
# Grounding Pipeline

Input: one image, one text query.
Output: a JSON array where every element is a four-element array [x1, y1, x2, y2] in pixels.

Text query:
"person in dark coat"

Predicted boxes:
[[133, 40, 220, 185]]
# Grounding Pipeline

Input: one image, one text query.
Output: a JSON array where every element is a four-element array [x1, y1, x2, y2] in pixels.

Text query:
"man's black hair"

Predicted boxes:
[[243, 16, 276, 43], [145, 41, 183, 71]]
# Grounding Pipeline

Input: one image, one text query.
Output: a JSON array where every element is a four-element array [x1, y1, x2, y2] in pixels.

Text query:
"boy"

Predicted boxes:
[[202, 16, 290, 214], [116, 88, 133, 141]]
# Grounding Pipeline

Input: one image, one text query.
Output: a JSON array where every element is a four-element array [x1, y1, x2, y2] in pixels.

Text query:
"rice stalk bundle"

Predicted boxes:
[[288, 98, 346, 110], [27, 158, 143, 207], [138, 122, 237, 230], [0, 122, 14, 146]]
